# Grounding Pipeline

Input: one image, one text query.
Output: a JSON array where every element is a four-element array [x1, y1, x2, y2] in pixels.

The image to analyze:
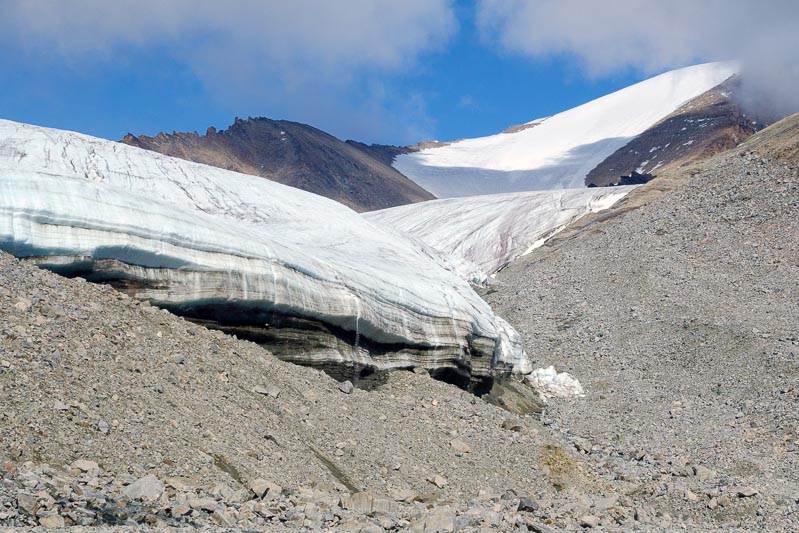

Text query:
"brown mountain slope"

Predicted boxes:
[[121, 117, 434, 212], [586, 77, 766, 186]]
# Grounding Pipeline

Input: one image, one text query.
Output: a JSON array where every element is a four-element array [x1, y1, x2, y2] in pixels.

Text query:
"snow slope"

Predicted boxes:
[[394, 62, 738, 197], [365, 187, 633, 283], [0, 119, 530, 381]]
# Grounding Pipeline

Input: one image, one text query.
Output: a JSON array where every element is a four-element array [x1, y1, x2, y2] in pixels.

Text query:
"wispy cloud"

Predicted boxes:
[[0, 0, 456, 142], [477, 0, 799, 120]]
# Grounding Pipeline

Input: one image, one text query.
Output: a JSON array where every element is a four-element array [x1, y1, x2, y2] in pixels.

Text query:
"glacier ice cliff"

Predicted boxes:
[[0, 119, 531, 388]]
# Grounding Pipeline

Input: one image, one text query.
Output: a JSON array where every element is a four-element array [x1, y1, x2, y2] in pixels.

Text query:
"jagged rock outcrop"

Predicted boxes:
[[121, 117, 434, 212], [0, 119, 528, 389]]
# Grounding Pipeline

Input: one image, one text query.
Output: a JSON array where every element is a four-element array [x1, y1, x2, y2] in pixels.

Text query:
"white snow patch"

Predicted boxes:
[[394, 62, 738, 197], [525, 366, 585, 399]]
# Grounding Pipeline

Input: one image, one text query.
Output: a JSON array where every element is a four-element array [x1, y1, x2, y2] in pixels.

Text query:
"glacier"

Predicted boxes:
[[0, 119, 531, 387], [394, 62, 739, 197], [365, 187, 634, 283]]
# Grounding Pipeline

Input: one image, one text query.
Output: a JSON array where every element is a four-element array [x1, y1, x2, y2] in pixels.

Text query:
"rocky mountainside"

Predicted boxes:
[[586, 77, 765, 186], [486, 113, 799, 531], [121, 117, 433, 212]]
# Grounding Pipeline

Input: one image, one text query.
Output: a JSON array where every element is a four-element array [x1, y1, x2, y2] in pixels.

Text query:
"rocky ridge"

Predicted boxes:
[[122, 117, 434, 213]]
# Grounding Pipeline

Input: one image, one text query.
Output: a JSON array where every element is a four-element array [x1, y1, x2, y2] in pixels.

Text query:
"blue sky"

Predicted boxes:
[[0, 1, 793, 145]]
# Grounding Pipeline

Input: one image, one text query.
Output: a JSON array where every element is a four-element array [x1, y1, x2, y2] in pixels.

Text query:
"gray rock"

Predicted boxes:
[[253, 385, 281, 398], [342, 491, 375, 513], [518, 497, 539, 512], [211, 482, 242, 502], [579, 515, 600, 528], [423, 506, 455, 532], [171, 503, 191, 516], [449, 438, 471, 454], [250, 478, 281, 499], [338, 380, 354, 394], [392, 489, 418, 503], [39, 514, 65, 528], [501, 419, 523, 432], [427, 474, 447, 488], [72, 459, 99, 472], [189, 497, 218, 511], [122, 474, 164, 501], [592, 495, 618, 511], [737, 487, 758, 498], [16, 493, 38, 516], [211, 508, 236, 527], [693, 465, 716, 482], [684, 489, 700, 502]]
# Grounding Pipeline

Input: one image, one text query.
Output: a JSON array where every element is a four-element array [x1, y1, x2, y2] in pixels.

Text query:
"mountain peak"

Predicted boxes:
[[121, 117, 433, 212]]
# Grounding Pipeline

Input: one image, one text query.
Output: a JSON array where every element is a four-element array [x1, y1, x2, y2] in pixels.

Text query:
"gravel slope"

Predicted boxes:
[[0, 250, 617, 530], [488, 114, 799, 531]]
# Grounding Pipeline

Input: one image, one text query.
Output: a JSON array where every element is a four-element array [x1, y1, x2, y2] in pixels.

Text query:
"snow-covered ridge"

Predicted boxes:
[[394, 62, 738, 197], [365, 187, 633, 283], [0, 119, 530, 381]]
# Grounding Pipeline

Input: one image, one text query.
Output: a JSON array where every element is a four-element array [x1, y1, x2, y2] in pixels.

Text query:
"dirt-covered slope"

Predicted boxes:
[[122, 117, 434, 212], [487, 113, 799, 531]]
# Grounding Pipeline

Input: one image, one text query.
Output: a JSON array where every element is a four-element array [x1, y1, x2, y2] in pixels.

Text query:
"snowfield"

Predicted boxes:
[[0, 119, 530, 380], [365, 187, 633, 283], [394, 62, 738, 197]]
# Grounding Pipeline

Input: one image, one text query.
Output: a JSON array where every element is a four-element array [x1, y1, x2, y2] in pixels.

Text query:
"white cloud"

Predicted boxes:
[[477, 0, 799, 119], [0, 0, 456, 142]]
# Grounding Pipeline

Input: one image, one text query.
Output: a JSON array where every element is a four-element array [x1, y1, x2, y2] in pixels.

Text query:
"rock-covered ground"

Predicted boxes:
[[489, 116, 799, 531], [2, 115, 797, 531], [0, 250, 651, 531]]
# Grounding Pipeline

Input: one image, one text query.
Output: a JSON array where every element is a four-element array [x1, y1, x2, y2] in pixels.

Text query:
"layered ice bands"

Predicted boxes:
[[394, 62, 738, 197], [0, 119, 531, 385], [365, 187, 634, 283]]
